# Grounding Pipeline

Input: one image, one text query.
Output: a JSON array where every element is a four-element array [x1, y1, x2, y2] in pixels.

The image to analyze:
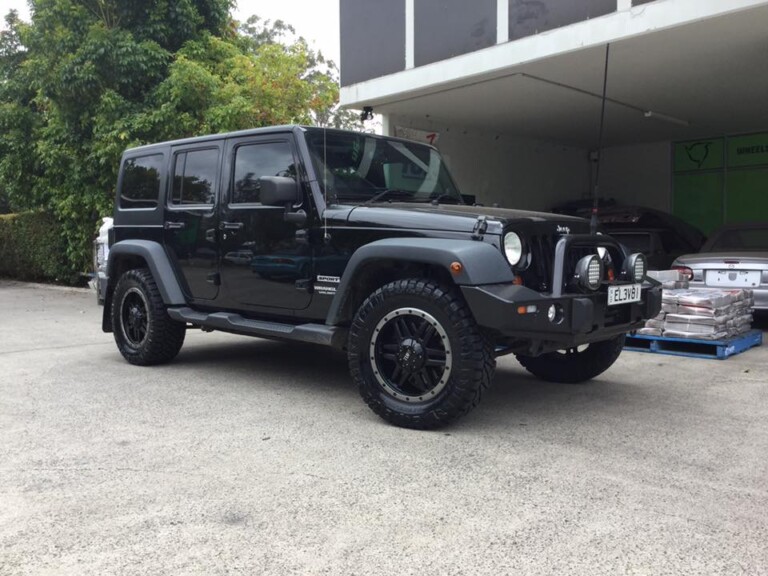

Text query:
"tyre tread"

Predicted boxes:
[[348, 279, 495, 429], [516, 335, 625, 384], [112, 268, 185, 366]]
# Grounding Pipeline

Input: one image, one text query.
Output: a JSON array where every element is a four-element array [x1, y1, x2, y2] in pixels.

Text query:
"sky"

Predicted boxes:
[[0, 0, 341, 65]]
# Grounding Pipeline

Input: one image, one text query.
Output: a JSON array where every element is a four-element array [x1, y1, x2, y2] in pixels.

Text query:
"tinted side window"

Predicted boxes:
[[232, 142, 295, 204], [119, 154, 163, 209], [171, 148, 219, 206], [659, 230, 688, 253]]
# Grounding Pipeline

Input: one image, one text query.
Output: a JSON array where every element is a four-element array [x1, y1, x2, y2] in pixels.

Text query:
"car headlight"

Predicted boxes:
[[504, 232, 523, 266]]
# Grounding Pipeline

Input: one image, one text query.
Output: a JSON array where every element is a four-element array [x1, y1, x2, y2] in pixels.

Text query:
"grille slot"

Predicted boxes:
[[524, 235, 599, 293]]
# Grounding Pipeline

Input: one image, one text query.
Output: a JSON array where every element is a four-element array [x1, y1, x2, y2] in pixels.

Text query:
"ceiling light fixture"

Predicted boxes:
[[643, 110, 689, 127]]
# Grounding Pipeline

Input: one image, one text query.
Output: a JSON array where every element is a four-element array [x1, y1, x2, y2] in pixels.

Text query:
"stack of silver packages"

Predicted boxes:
[[639, 288, 754, 340]]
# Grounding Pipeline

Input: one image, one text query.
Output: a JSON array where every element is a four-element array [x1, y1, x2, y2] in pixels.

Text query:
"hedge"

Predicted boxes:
[[0, 211, 84, 285]]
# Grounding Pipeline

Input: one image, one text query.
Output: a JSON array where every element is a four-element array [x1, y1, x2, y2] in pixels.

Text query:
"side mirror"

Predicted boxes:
[[260, 176, 299, 206]]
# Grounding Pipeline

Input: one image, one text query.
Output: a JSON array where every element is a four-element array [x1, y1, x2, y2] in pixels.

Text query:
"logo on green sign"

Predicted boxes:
[[685, 142, 710, 168]]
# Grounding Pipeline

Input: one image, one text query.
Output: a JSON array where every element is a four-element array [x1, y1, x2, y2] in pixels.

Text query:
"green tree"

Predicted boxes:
[[0, 1, 356, 281], [235, 15, 360, 129], [0, 10, 37, 214]]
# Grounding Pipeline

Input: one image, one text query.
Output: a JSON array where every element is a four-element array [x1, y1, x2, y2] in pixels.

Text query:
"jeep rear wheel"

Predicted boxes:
[[348, 279, 495, 429], [112, 268, 186, 366], [515, 335, 625, 384]]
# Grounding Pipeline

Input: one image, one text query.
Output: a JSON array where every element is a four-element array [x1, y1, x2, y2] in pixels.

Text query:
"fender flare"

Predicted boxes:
[[326, 237, 514, 325], [107, 240, 186, 305]]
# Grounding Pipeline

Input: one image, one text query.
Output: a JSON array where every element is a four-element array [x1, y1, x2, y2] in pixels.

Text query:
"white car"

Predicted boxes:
[[672, 222, 768, 310]]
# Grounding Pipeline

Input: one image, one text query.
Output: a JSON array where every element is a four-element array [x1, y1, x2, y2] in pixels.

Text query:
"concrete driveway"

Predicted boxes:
[[1, 281, 767, 575]]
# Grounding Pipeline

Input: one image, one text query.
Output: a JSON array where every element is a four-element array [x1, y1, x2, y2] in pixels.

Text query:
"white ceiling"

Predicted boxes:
[[374, 4, 768, 148]]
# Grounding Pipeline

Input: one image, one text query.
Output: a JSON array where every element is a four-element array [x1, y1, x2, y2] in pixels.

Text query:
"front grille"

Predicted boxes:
[[523, 234, 598, 293]]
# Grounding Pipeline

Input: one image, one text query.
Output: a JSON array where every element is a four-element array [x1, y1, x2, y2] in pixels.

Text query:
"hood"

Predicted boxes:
[[328, 202, 589, 234]]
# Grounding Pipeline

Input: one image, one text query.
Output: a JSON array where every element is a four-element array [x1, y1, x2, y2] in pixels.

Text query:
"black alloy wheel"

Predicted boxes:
[[111, 268, 186, 366], [369, 307, 452, 403], [120, 287, 150, 348], [348, 279, 495, 429]]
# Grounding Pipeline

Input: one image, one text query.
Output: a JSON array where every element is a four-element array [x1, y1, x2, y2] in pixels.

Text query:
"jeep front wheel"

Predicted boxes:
[[348, 279, 495, 429], [111, 268, 186, 366], [515, 335, 625, 383]]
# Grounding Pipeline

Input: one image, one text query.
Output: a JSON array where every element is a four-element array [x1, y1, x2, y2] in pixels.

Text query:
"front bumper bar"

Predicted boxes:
[[462, 282, 662, 344]]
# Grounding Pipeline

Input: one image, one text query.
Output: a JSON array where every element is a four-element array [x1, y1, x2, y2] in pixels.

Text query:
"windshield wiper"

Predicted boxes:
[[429, 193, 462, 205], [363, 188, 414, 205]]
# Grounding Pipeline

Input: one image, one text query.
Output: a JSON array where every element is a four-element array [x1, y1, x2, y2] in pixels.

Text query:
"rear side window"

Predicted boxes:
[[708, 227, 768, 251], [119, 154, 163, 209], [171, 148, 219, 206], [659, 230, 690, 253]]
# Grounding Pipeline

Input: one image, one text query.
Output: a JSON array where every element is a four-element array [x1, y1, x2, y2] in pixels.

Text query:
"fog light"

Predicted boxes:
[[547, 304, 563, 324], [575, 254, 603, 291], [625, 253, 647, 282]]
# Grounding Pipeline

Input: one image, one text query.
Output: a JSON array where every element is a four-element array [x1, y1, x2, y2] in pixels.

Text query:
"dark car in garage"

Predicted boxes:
[[553, 204, 706, 270]]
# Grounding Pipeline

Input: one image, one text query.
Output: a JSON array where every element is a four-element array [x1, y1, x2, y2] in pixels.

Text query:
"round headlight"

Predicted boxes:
[[504, 232, 523, 266]]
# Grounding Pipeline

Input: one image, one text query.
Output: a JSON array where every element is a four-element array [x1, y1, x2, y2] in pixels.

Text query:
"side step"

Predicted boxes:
[[167, 307, 346, 349]]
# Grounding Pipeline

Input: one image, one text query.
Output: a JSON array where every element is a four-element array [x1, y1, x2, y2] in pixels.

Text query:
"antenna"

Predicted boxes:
[[323, 126, 329, 242], [591, 43, 610, 236]]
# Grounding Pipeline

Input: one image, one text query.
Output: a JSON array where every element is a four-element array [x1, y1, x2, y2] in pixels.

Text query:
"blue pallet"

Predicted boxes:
[[625, 329, 763, 360]]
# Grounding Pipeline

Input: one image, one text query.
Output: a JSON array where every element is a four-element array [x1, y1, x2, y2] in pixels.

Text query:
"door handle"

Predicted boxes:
[[164, 221, 186, 230], [221, 221, 244, 231]]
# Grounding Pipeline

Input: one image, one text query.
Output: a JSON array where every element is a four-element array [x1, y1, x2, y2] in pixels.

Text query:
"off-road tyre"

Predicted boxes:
[[515, 335, 626, 384], [348, 279, 495, 429], [111, 268, 186, 366]]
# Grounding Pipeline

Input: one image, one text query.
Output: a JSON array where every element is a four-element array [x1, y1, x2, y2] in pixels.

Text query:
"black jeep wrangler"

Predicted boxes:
[[98, 126, 661, 429]]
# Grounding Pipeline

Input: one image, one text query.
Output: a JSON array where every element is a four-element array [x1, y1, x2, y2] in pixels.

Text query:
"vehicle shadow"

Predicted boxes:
[[463, 360, 649, 428], [167, 336, 646, 430], [174, 337, 353, 394]]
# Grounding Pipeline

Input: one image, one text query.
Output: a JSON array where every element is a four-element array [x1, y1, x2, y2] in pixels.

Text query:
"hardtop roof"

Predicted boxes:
[[124, 124, 303, 154]]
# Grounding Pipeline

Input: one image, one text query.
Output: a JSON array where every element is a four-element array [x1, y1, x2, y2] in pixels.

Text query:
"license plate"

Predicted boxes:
[[607, 283, 642, 306], [705, 270, 760, 288]]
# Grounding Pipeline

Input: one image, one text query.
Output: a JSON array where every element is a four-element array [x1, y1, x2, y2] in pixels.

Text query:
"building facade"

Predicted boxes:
[[339, 0, 768, 233]]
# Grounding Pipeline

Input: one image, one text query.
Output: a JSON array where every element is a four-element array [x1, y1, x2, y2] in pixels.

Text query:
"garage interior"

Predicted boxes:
[[346, 2, 768, 236]]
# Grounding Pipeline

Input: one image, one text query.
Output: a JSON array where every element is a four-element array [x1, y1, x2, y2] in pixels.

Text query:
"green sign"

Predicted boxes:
[[674, 138, 724, 172], [727, 133, 768, 168]]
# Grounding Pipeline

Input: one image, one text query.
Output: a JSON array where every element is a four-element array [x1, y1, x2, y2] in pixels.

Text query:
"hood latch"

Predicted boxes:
[[471, 216, 488, 240]]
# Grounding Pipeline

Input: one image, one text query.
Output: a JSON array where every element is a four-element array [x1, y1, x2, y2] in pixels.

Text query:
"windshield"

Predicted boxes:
[[706, 226, 768, 252], [303, 129, 463, 204]]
